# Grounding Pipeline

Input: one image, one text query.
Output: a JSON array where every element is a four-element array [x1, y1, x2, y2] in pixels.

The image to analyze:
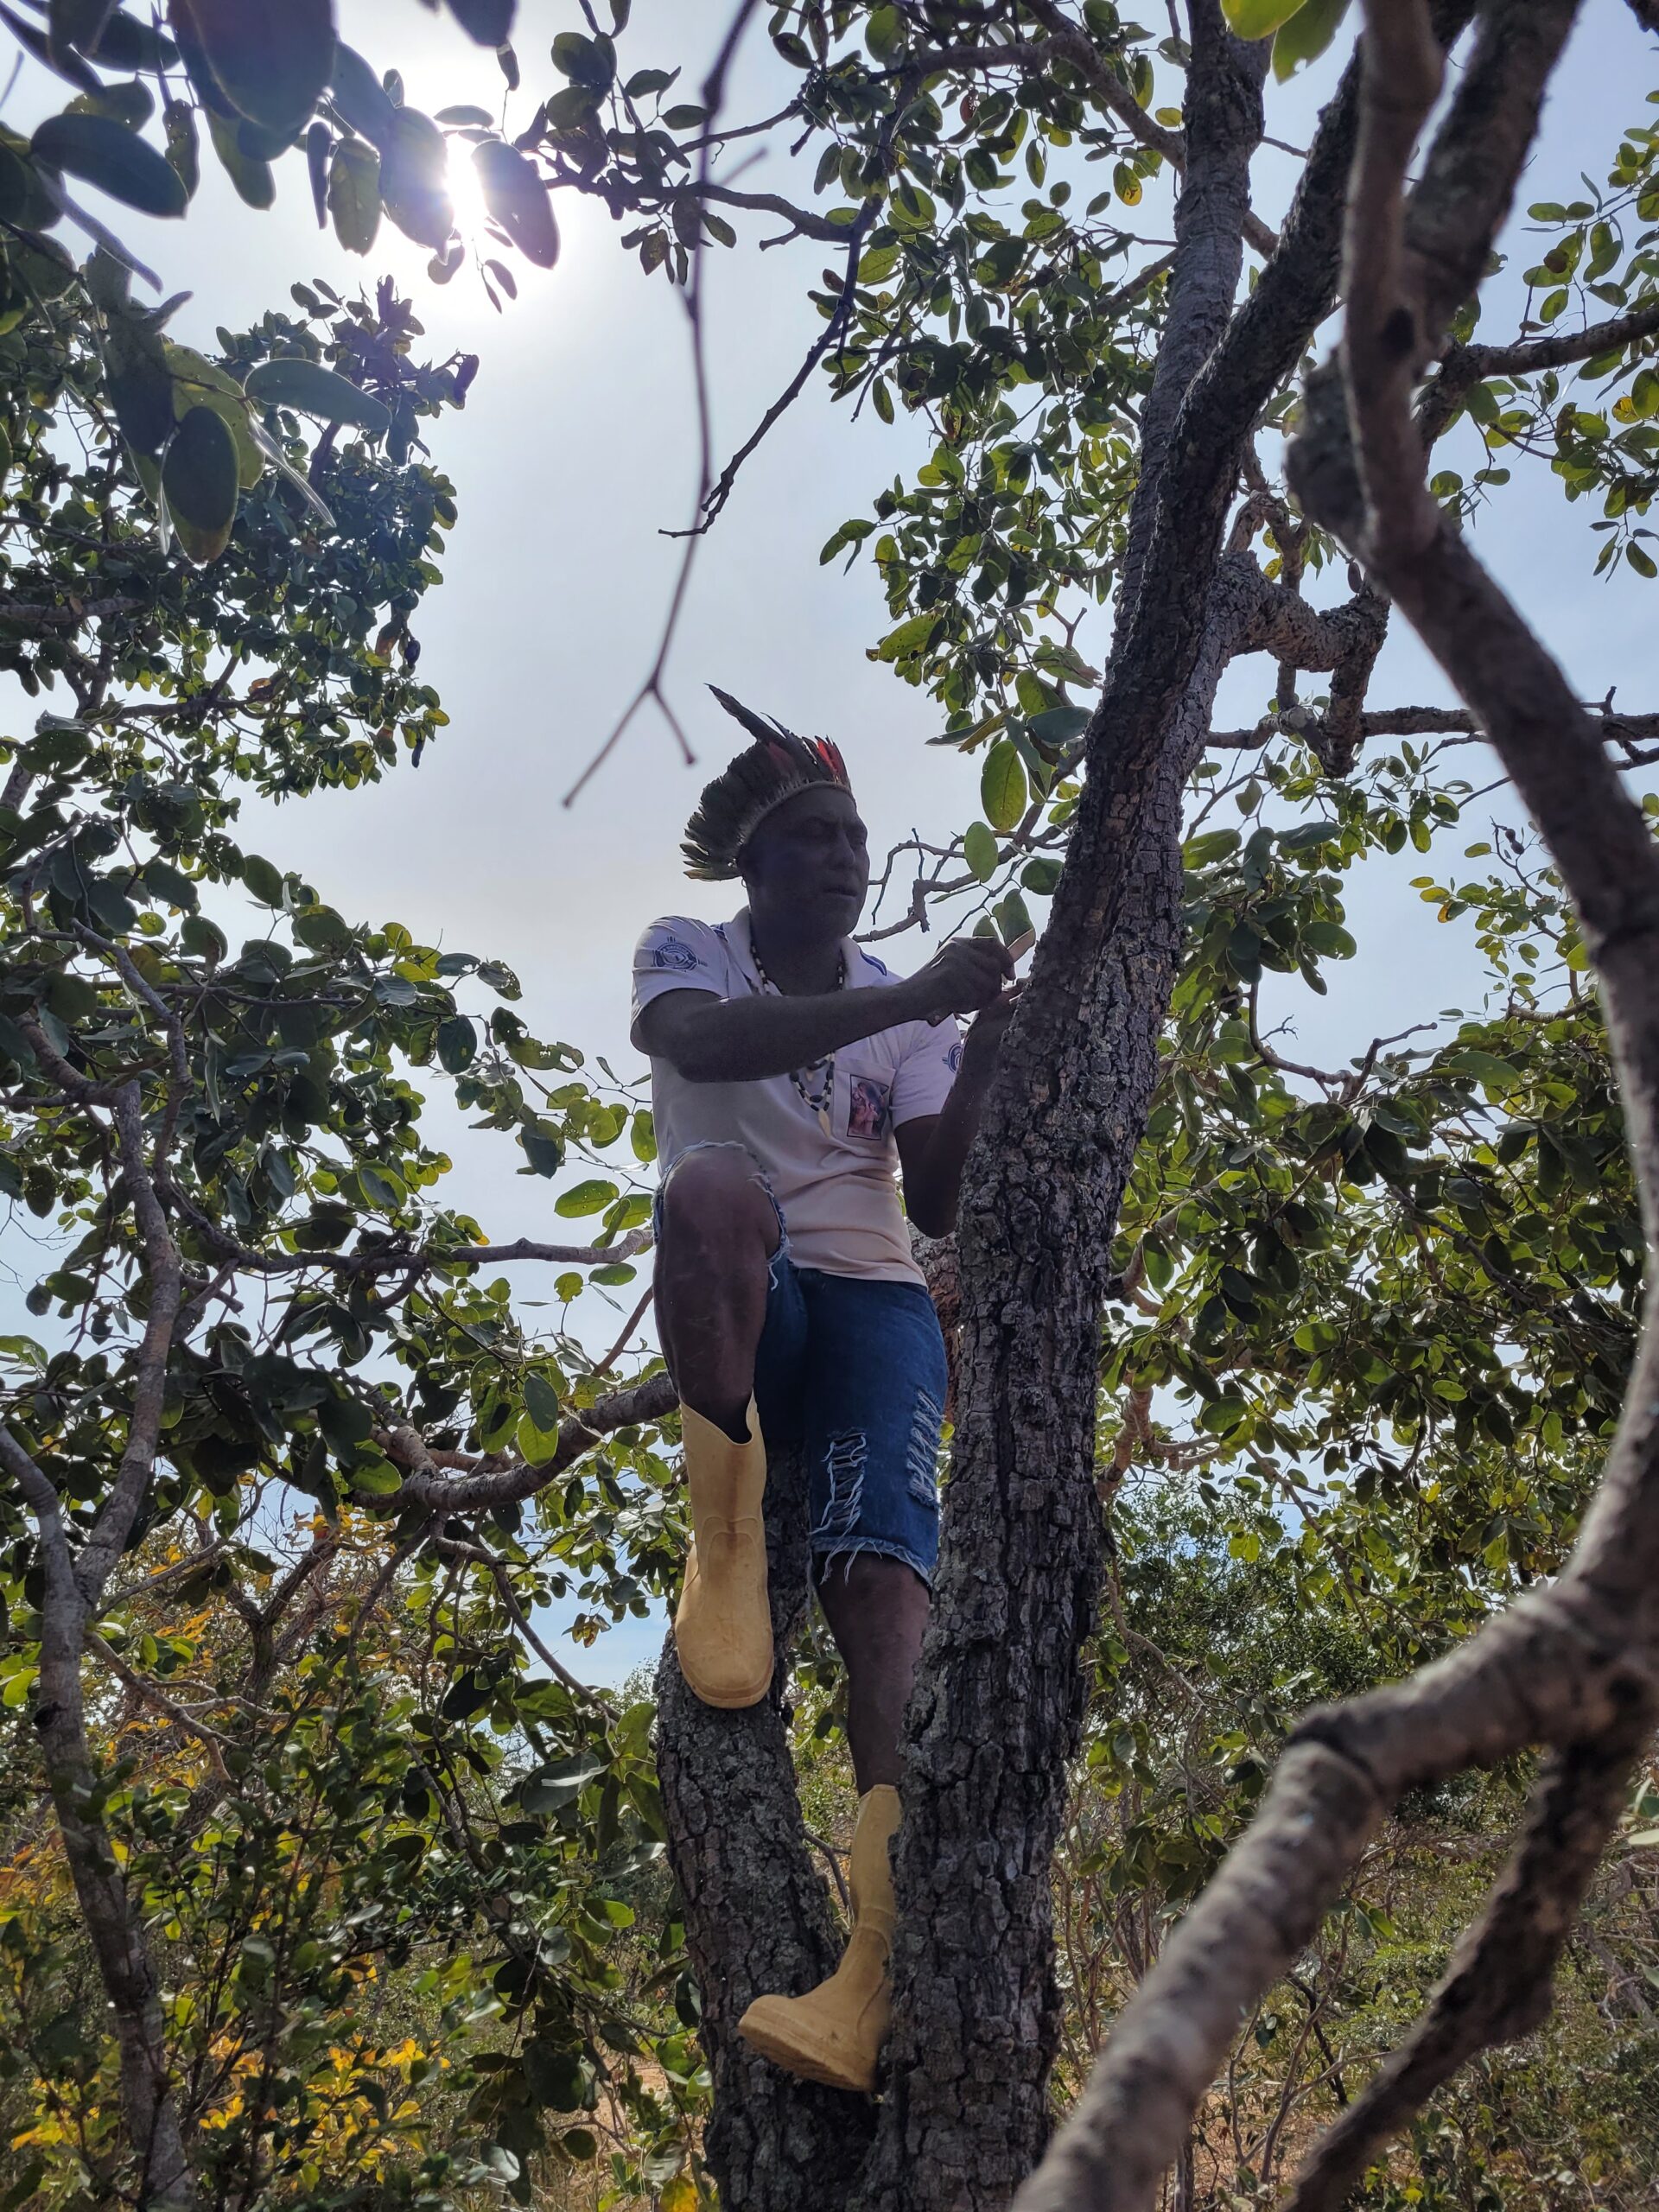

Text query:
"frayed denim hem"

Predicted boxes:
[[810, 1535, 934, 1591]]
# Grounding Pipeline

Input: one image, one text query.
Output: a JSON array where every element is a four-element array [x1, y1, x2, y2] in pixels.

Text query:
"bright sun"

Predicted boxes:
[[445, 142, 495, 249]]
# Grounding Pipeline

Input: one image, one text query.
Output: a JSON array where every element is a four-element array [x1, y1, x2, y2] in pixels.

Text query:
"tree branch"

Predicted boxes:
[[1016, 0, 1281, 256], [381, 1370, 678, 1514], [1282, 1709, 1654, 2212], [87, 1628, 234, 1772], [695, 181, 849, 243], [73, 1084, 185, 1605], [1208, 702, 1659, 752]]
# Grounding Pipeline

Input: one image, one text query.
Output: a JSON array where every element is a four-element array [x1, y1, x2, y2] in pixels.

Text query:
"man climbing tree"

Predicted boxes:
[[632, 694, 1017, 2090]]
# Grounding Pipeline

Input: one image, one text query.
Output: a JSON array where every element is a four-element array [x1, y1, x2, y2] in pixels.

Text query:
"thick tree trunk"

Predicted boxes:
[[654, 1444, 874, 2212]]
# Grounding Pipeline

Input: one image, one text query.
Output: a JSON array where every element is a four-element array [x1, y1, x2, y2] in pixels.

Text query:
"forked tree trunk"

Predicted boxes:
[[654, 1444, 875, 2212]]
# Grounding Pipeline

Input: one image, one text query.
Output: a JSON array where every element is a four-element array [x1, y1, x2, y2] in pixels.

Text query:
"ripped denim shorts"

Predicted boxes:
[[654, 1150, 947, 1586]]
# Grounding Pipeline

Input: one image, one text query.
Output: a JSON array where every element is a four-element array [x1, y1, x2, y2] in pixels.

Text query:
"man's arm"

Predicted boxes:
[[895, 987, 1022, 1239], [638, 939, 1013, 1084]]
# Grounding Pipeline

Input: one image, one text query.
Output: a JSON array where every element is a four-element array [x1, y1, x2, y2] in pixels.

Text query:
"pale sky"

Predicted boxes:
[[2, 1, 1654, 1680]]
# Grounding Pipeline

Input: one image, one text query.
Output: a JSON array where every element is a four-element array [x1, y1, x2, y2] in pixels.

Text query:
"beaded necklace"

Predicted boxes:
[[747, 929, 846, 1136]]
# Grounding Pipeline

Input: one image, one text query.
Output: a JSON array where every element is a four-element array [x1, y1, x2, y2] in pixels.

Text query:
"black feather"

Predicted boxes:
[[708, 684, 799, 747]]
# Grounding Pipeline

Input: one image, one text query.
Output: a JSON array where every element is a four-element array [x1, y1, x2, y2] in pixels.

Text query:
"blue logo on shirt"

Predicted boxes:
[[652, 933, 702, 973]]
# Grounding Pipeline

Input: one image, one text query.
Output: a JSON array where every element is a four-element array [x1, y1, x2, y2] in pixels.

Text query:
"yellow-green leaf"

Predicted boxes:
[[165, 342, 263, 489], [244, 356, 390, 436], [555, 1178, 618, 1219], [963, 820, 998, 883], [1271, 0, 1353, 79], [1221, 0, 1307, 36], [981, 739, 1027, 834], [327, 136, 380, 255], [162, 403, 238, 564]]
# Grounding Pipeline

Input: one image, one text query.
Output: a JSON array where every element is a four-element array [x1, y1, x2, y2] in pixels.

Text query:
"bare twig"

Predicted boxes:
[[562, 0, 762, 806]]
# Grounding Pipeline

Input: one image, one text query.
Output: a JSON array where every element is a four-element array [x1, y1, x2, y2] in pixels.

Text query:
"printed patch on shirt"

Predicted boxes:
[[649, 931, 703, 974], [945, 1039, 965, 1073], [848, 1075, 892, 1140]]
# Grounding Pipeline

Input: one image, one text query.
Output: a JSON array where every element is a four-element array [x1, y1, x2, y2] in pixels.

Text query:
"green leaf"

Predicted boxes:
[[181, 913, 226, 963], [328, 45, 396, 151], [241, 852, 285, 906], [518, 1751, 605, 1814], [995, 889, 1033, 944], [1025, 703, 1090, 750], [963, 820, 998, 883], [244, 356, 390, 435], [866, 5, 905, 60], [1226, 923, 1262, 982], [1221, 0, 1307, 35], [67, 78, 155, 131], [169, 0, 335, 140], [876, 610, 937, 663], [380, 107, 453, 250], [436, 1014, 476, 1072], [1185, 828, 1242, 868], [162, 404, 238, 564], [104, 308, 175, 458], [981, 739, 1027, 833], [523, 1370, 561, 1430], [0, 133, 64, 230], [359, 1163, 404, 1211], [164, 342, 263, 488], [1021, 856, 1062, 896], [555, 1178, 618, 1218], [206, 109, 274, 207], [1301, 919, 1357, 958], [551, 30, 615, 92], [1270, 0, 1352, 79], [162, 97, 198, 197], [351, 1460, 404, 1497], [473, 137, 558, 268], [520, 1127, 562, 1176], [443, 0, 514, 42], [327, 135, 379, 255], [1199, 1395, 1249, 1434], [31, 110, 187, 216], [143, 856, 197, 911]]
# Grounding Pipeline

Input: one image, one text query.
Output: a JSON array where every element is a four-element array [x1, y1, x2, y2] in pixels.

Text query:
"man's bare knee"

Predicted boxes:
[[658, 1148, 778, 1261]]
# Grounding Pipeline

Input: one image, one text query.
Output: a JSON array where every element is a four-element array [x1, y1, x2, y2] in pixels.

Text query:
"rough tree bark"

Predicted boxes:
[[1013, 4, 1659, 2209], [654, 1444, 877, 2212]]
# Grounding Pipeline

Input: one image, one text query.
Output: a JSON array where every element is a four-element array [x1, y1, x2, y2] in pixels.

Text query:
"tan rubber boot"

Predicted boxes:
[[674, 1399, 772, 1708], [738, 1784, 899, 2094]]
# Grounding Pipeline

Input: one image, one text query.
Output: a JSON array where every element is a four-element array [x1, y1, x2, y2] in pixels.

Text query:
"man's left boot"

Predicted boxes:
[[737, 1783, 899, 2094], [674, 1399, 772, 1708]]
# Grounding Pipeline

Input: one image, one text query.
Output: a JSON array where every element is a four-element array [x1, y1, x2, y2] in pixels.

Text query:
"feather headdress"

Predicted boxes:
[[681, 687, 854, 880]]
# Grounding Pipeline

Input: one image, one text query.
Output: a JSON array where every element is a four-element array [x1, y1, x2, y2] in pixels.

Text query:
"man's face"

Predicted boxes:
[[741, 785, 870, 937]]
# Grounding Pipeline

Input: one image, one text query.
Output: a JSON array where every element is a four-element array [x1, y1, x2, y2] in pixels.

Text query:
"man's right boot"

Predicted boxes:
[[737, 1783, 899, 2093], [673, 1399, 773, 1708]]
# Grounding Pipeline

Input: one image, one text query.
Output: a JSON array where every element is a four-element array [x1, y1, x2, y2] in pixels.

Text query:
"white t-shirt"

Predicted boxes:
[[630, 909, 961, 1286]]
